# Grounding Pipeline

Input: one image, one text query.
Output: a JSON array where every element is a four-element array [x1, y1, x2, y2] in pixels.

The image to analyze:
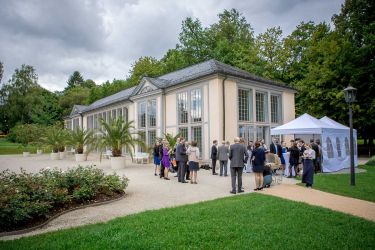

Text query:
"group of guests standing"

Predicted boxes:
[[270, 138, 322, 188], [210, 137, 272, 193], [153, 135, 323, 192], [152, 137, 200, 184]]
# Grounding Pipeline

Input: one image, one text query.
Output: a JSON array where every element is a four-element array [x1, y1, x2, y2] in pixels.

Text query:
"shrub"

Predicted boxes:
[[0, 166, 128, 231]]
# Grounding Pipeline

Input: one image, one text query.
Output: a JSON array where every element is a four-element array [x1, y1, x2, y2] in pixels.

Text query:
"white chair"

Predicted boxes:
[[133, 152, 149, 164], [104, 150, 112, 159]]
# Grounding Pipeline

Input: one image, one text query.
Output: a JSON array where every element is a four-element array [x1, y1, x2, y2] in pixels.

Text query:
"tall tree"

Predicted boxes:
[[332, 0, 375, 145], [0, 61, 3, 84], [59, 86, 91, 116], [256, 26, 284, 80], [0, 65, 39, 131], [127, 57, 164, 85], [66, 71, 84, 90]]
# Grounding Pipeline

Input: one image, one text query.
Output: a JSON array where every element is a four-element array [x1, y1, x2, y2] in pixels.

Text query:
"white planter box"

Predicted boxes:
[[23, 152, 30, 157], [59, 151, 65, 160], [111, 156, 126, 170], [37, 149, 43, 155], [75, 153, 87, 162], [50, 152, 60, 160]]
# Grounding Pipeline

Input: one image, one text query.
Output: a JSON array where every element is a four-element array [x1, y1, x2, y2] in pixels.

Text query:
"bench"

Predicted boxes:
[[133, 152, 149, 164]]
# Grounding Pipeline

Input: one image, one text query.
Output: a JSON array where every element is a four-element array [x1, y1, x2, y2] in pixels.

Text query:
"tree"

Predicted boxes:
[[59, 86, 90, 116], [332, 0, 375, 145], [0, 61, 3, 84], [66, 71, 84, 90], [256, 26, 284, 80], [128, 57, 164, 85], [0, 65, 39, 132], [88, 79, 133, 104], [30, 88, 62, 125]]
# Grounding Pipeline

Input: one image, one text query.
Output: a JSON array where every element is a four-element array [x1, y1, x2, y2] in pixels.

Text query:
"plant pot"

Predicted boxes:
[[37, 149, 43, 155], [110, 156, 126, 170], [59, 151, 65, 160], [50, 152, 60, 160], [23, 152, 30, 157], [75, 153, 87, 162]]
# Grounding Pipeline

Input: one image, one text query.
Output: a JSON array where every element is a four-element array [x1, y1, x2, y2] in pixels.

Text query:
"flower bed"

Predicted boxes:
[[0, 166, 129, 232]]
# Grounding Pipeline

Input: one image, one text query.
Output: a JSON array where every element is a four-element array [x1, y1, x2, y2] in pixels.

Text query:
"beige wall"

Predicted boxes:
[[165, 91, 177, 135], [223, 79, 238, 144], [208, 78, 221, 144], [282, 91, 295, 123]]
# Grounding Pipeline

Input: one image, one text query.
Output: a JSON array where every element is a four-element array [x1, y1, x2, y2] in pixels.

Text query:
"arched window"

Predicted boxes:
[[326, 137, 334, 158], [345, 137, 350, 156], [336, 137, 342, 158]]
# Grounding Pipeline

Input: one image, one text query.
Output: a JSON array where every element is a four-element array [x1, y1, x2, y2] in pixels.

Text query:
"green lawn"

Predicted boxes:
[[298, 164, 375, 202], [0, 138, 37, 155], [1, 193, 374, 249]]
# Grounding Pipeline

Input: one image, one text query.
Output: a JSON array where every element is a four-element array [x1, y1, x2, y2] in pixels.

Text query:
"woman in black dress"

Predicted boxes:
[[252, 141, 266, 191], [302, 144, 316, 188]]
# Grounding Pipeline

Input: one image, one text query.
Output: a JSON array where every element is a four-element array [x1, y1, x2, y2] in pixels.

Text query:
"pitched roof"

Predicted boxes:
[[70, 59, 294, 116], [82, 86, 137, 113]]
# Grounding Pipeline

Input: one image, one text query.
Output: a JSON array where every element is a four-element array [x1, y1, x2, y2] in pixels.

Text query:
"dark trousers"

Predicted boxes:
[[160, 162, 165, 178], [212, 159, 217, 174], [230, 167, 243, 192], [178, 161, 186, 182], [186, 167, 190, 179], [220, 160, 228, 176]]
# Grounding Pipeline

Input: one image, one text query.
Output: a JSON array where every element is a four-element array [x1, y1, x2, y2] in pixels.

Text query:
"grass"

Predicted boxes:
[[298, 164, 375, 202], [1, 193, 374, 249], [0, 138, 37, 155]]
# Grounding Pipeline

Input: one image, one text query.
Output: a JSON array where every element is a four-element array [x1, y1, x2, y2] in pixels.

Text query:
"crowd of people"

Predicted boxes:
[[152, 135, 322, 193]]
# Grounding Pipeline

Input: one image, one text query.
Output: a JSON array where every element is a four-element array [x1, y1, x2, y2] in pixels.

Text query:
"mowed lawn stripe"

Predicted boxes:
[[1, 193, 374, 249]]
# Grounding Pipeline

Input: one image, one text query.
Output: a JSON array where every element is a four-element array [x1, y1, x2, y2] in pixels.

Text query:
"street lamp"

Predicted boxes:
[[344, 85, 357, 186]]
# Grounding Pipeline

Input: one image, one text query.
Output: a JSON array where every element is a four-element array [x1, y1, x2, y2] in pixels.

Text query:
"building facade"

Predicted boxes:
[[65, 59, 296, 160]]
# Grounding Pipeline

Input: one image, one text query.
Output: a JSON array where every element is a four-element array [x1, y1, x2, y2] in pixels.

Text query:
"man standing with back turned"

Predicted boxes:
[[211, 140, 218, 175], [176, 138, 188, 183], [229, 137, 249, 194]]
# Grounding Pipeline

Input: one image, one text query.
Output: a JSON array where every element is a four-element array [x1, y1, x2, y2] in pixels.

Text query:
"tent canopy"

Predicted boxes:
[[320, 116, 349, 130], [271, 113, 330, 135]]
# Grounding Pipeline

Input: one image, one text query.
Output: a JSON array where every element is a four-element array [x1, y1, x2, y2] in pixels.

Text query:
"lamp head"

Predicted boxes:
[[344, 85, 357, 104]]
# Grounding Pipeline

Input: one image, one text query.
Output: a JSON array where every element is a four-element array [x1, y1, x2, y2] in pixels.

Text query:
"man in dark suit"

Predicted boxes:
[[210, 140, 218, 175], [270, 138, 282, 158], [229, 137, 249, 194], [159, 139, 165, 178], [310, 139, 320, 173], [176, 138, 188, 183]]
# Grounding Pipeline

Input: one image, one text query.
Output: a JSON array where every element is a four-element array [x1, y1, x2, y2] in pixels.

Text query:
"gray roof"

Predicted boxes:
[[81, 86, 136, 113], [71, 59, 293, 116]]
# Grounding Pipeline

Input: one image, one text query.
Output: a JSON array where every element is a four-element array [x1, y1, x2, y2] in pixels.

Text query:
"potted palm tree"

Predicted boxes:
[[42, 126, 65, 160], [68, 127, 95, 162], [99, 118, 144, 170]]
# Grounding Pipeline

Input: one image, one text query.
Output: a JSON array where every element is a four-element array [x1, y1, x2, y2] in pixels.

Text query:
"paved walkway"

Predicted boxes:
[[262, 184, 375, 221], [0, 154, 373, 241]]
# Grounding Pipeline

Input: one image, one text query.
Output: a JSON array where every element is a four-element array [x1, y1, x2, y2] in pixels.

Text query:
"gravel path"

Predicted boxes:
[[262, 184, 375, 221], [0, 154, 373, 241]]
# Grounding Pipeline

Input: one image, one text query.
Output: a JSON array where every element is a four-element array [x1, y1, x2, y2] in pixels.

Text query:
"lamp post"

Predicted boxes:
[[344, 85, 357, 186]]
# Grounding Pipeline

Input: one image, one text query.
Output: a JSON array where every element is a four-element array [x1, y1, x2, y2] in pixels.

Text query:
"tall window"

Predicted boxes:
[[336, 137, 342, 157], [138, 132, 146, 152], [103, 112, 107, 123], [345, 137, 349, 156], [179, 127, 188, 141], [138, 102, 146, 128], [73, 118, 79, 129], [106, 111, 111, 122], [112, 109, 117, 120], [271, 95, 281, 123], [117, 108, 122, 118], [326, 137, 334, 158], [93, 114, 98, 129], [123, 107, 128, 123], [190, 89, 202, 123], [148, 130, 157, 148], [147, 99, 157, 127], [256, 92, 267, 122], [238, 89, 252, 121], [177, 92, 188, 124], [87, 115, 93, 129], [191, 126, 202, 152], [66, 120, 72, 130]]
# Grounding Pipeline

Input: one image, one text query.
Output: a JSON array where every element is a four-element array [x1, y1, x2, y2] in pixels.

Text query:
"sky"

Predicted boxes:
[[0, 0, 344, 91]]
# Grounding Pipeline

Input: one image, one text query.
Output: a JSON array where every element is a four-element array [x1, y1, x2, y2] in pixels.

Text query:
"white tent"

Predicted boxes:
[[271, 113, 358, 172]]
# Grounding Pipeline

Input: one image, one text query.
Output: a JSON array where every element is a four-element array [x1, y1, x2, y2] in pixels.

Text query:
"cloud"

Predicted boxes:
[[0, 0, 344, 91]]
